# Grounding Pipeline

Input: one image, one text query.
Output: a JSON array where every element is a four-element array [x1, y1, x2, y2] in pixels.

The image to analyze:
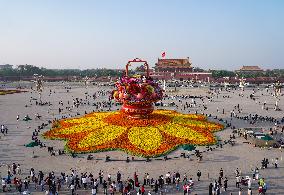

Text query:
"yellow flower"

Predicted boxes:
[[128, 127, 162, 151]]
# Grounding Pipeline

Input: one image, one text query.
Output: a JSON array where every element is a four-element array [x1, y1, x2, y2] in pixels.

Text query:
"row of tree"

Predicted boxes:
[[211, 69, 284, 78], [0, 65, 283, 79], [0, 65, 123, 78]]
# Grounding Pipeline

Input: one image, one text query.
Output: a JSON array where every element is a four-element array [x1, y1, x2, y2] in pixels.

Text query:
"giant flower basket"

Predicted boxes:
[[112, 58, 163, 119], [43, 58, 224, 157]]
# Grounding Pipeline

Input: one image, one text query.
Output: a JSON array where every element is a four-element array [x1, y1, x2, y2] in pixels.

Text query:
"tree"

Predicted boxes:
[[211, 70, 236, 78]]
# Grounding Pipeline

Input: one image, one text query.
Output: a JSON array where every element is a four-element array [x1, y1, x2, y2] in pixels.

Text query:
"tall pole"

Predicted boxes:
[[239, 77, 245, 91], [274, 81, 281, 111], [34, 74, 44, 103], [83, 76, 89, 89]]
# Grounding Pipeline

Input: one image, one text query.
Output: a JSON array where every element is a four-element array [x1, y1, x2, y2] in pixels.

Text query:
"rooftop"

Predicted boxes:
[[239, 66, 263, 71], [156, 58, 192, 66]]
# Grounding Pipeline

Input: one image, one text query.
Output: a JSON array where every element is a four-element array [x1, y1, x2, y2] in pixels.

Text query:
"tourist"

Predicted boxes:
[[209, 182, 213, 195], [236, 175, 241, 188], [216, 184, 221, 195], [247, 177, 252, 189], [141, 185, 145, 195], [109, 185, 115, 195], [103, 180, 107, 194], [258, 184, 264, 194], [197, 170, 201, 181], [92, 185, 97, 195], [274, 158, 278, 168], [219, 168, 224, 179], [2, 178, 6, 192], [238, 187, 243, 195], [117, 171, 121, 182], [16, 164, 21, 175], [70, 182, 75, 195], [82, 175, 87, 189], [248, 188, 252, 195]]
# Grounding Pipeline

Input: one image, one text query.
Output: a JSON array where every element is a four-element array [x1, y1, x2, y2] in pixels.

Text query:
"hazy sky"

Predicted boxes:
[[0, 0, 283, 70]]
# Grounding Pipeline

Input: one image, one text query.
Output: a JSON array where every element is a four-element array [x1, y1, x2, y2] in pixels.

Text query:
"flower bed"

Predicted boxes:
[[43, 110, 224, 157], [0, 89, 26, 95]]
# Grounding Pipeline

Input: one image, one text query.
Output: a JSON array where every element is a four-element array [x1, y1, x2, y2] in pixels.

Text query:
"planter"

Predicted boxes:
[[121, 103, 154, 119]]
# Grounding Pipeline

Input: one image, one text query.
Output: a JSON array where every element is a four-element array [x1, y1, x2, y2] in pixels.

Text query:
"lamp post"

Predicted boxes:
[[274, 80, 281, 97], [274, 81, 281, 111], [83, 76, 89, 89], [34, 74, 44, 103], [239, 77, 245, 91]]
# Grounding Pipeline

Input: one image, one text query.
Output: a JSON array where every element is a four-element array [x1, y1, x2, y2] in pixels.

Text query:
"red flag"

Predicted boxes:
[[162, 52, 166, 58]]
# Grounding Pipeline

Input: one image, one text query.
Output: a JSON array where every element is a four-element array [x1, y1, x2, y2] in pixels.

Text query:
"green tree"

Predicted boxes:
[[211, 70, 236, 78]]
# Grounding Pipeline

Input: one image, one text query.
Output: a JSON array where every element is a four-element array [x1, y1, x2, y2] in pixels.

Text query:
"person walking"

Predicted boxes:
[[248, 188, 252, 195], [275, 158, 278, 168], [209, 183, 213, 195], [2, 178, 7, 192], [70, 182, 75, 195], [197, 170, 201, 181], [219, 168, 224, 179], [236, 175, 241, 188], [103, 180, 107, 194], [238, 187, 243, 195], [92, 186, 97, 195], [224, 177, 228, 192]]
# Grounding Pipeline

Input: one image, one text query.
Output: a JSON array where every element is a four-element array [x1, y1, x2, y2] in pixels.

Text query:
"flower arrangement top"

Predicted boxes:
[[112, 58, 163, 105]]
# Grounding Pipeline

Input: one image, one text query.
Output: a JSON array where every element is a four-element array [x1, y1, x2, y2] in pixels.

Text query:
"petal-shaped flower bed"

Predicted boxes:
[[43, 110, 224, 157]]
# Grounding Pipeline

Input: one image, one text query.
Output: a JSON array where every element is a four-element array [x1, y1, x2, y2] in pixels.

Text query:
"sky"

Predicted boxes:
[[0, 0, 283, 70]]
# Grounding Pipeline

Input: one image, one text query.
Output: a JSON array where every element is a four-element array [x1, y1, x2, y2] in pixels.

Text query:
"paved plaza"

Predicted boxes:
[[0, 82, 283, 194]]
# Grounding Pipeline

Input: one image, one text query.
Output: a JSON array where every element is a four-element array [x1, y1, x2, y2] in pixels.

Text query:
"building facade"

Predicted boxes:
[[154, 58, 193, 72], [151, 58, 212, 81], [236, 66, 264, 74]]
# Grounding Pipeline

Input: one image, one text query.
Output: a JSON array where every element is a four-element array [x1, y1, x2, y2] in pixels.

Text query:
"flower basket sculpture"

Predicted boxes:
[[112, 58, 163, 119], [43, 59, 224, 157]]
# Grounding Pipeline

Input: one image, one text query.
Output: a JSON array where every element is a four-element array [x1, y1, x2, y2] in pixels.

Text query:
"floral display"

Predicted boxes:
[[111, 58, 164, 119], [111, 75, 163, 105], [0, 89, 26, 95], [43, 110, 224, 157]]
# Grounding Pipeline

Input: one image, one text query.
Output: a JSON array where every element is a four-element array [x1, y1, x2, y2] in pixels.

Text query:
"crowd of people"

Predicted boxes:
[[1, 157, 278, 195], [2, 160, 277, 195]]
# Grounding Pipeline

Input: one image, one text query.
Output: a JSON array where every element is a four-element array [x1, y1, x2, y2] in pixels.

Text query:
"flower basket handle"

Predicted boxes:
[[125, 58, 149, 77]]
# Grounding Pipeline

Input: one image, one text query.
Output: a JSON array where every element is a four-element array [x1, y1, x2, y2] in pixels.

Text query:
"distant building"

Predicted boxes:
[[0, 64, 13, 70], [154, 58, 193, 72], [236, 66, 264, 74], [151, 58, 212, 81]]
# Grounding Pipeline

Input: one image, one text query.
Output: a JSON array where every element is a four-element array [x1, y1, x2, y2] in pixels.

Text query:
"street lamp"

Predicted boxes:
[[33, 74, 44, 103]]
